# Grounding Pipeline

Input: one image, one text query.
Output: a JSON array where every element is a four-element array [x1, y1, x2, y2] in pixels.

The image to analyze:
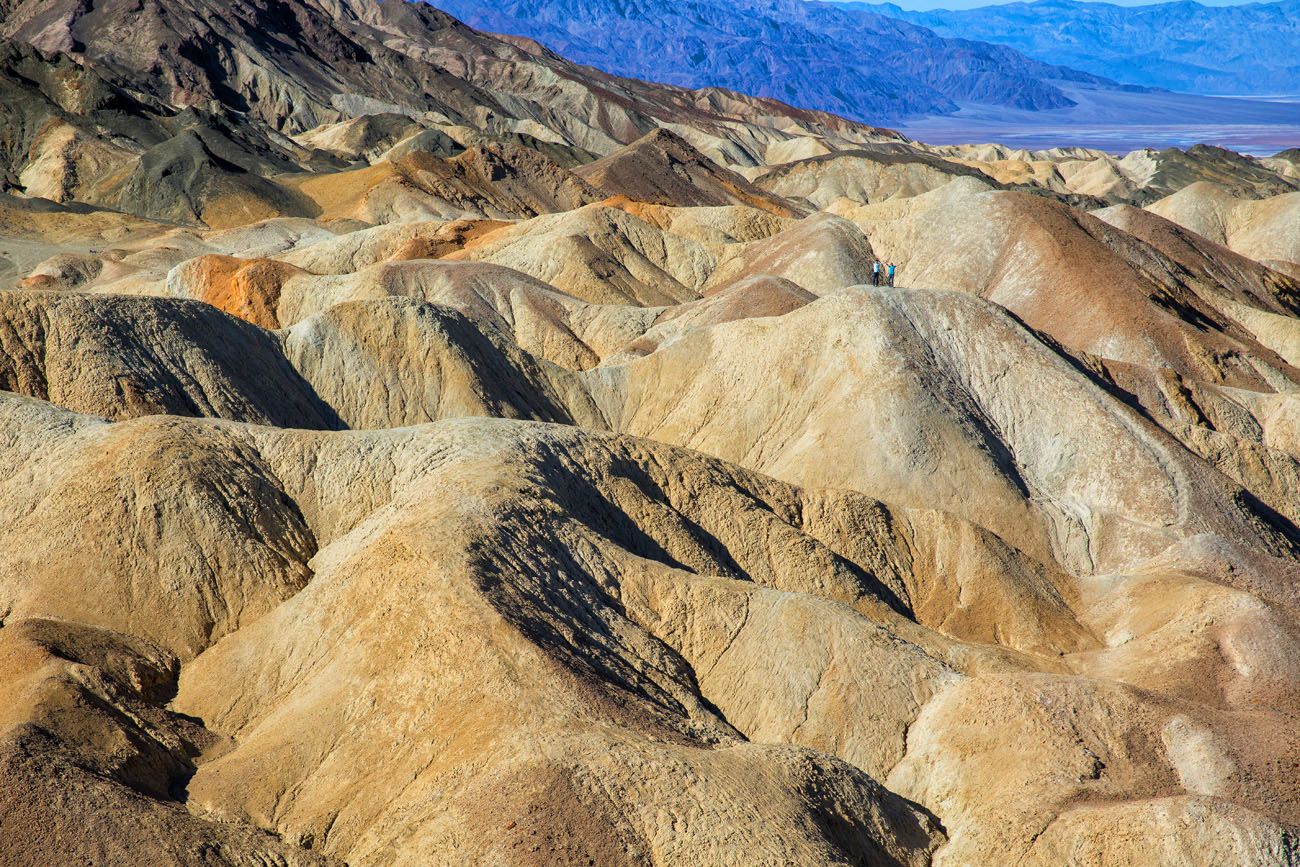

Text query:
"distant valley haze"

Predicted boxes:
[[432, 0, 1300, 153], [860, 0, 1300, 149], [866, 0, 1300, 95]]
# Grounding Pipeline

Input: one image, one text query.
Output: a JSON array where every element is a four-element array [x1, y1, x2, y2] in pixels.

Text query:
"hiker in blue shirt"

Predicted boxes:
[[887, 262, 897, 287], [871, 260, 881, 286]]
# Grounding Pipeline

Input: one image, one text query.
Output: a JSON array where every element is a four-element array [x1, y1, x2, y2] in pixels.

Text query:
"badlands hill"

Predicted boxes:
[[5, 1, 1300, 866]]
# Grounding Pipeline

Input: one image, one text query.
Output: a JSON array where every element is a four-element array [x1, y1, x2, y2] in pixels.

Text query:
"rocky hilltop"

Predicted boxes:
[[4, 1, 1300, 866]]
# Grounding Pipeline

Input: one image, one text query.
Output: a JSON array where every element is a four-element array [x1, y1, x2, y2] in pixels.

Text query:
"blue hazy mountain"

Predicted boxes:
[[867, 0, 1300, 95], [428, 0, 1125, 122]]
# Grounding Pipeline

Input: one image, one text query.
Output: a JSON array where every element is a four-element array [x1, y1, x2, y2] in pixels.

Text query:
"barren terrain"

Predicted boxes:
[[3, 1, 1300, 865]]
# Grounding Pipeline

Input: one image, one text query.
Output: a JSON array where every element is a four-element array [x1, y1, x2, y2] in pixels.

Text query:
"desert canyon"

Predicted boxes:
[[2, 0, 1300, 865]]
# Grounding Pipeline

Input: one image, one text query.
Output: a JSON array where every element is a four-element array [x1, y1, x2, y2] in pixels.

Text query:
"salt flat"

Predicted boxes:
[[901, 85, 1300, 154]]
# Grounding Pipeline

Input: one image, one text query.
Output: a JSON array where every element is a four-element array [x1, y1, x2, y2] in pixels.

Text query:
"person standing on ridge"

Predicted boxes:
[[887, 262, 897, 287], [871, 259, 881, 286]]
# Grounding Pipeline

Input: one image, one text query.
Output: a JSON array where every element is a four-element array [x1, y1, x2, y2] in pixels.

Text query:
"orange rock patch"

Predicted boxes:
[[18, 274, 62, 291], [189, 255, 304, 329], [400, 218, 512, 261]]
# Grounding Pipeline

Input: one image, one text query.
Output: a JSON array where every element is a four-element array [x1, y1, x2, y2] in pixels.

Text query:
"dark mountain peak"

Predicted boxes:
[[621, 128, 713, 165], [0, 0, 507, 133], [576, 127, 799, 212]]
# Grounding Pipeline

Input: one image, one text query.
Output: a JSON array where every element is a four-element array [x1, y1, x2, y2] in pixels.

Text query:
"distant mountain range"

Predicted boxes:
[[868, 0, 1300, 96], [429, 0, 1128, 123]]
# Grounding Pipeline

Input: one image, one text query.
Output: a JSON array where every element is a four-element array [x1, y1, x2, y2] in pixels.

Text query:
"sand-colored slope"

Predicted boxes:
[[0, 290, 340, 427], [4, 397, 1298, 865], [0, 397, 316, 659], [587, 289, 1293, 577], [12, 268, 1295, 586], [447, 204, 715, 305], [610, 275, 816, 360], [1092, 203, 1300, 314], [0, 399, 949, 866], [1148, 183, 1300, 272], [286, 145, 603, 224], [0, 286, 617, 434], [921, 142, 1300, 209], [168, 417, 1267, 865], [281, 298, 600, 429], [6, 243, 1300, 866], [0, 616, 335, 867], [1093, 203, 1300, 368], [270, 259, 657, 369], [848, 185, 1300, 391], [276, 218, 509, 276], [1145, 181, 1253, 247], [601, 200, 793, 246], [704, 211, 878, 294], [0, 196, 172, 291], [755, 148, 993, 209], [165, 247, 659, 371]]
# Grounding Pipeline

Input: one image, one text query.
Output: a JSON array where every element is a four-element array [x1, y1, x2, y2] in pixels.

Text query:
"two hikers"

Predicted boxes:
[[871, 260, 898, 287]]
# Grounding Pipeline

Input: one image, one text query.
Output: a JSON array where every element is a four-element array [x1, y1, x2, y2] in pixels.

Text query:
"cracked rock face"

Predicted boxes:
[[5, 0, 1300, 865]]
